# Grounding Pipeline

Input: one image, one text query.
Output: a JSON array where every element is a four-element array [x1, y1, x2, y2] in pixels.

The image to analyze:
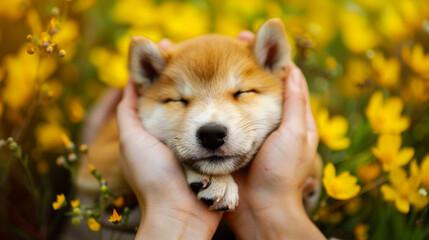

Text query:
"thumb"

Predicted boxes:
[[117, 80, 146, 139]]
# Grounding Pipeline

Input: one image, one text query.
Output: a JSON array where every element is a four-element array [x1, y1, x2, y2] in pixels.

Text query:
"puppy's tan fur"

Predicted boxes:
[[77, 19, 321, 211]]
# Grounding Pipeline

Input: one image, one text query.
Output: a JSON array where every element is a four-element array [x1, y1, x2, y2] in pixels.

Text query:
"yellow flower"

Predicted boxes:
[[108, 209, 122, 223], [325, 56, 337, 70], [284, 0, 337, 47], [316, 109, 350, 151], [61, 133, 73, 149], [344, 198, 362, 215], [67, 97, 85, 123], [1, 46, 56, 109], [87, 218, 101, 231], [52, 193, 66, 210], [354, 223, 369, 240], [215, 15, 246, 37], [402, 44, 429, 78], [340, 58, 371, 98], [409, 77, 429, 103], [357, 162, 380, 183], [71, 198, 80, 208], [371, 52, 400, 89], [89, 47, 128, 88], [372, 134, 414, 172], [35, 123, 68, 152], [365, 91, 410, 134], [381, 168, 428, 213], [112, 0, 157, 27], [0, 0, 29, 20], [52, 20, 79, 60], [323, 163, 361, 200], [113, 196, 125, 208], [339, 9, 379, 53], [377, 6, 408, 42], [158, 2, 209, 41], [25, 9, 42, 34]]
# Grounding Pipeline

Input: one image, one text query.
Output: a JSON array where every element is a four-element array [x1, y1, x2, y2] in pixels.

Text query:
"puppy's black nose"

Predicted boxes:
[[197, 124, 227, 150]]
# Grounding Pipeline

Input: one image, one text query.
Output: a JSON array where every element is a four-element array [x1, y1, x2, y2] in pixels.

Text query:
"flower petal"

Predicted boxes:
[[395, 197, 410, 213], [389, 168, 407, 189], [394, 148, 414, 167], [323, 162, 336, 179]]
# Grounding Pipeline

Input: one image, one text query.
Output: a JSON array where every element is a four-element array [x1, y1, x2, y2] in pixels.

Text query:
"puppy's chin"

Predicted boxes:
[[183, 156, 250, 175]]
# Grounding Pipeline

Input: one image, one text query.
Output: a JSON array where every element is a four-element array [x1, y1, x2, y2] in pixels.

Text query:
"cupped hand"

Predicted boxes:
[[223, 32, 324, 240], [117, 72, 222, 239]]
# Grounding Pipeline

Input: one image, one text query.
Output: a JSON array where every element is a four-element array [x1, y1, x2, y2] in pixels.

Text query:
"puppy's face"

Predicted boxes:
[[129, 19, 291, 175]]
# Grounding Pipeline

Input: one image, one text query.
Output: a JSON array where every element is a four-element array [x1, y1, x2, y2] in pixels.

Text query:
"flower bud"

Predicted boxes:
[[124, 207, 130, 215], [71, 217, 81, 226], [46, 45, 54, 53], [27, 44, 35, 55], [73, 207, 81, 216], [85, 209, 93, 217], [8, 142, 18, 151], [68, 153, 77, 162], [51, 7, 60, 16], [58, 49, 66, 57]]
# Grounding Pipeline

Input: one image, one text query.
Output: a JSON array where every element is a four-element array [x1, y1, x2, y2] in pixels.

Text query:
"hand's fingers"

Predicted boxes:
[[302, 81, 319, 152], [290, 63, 319, 151], [117, 80, 145, 138], [159, 39, 173, 51], [81, 87, 122, 143], [278, 65, 307, 136], [237, 30, 254, 43]]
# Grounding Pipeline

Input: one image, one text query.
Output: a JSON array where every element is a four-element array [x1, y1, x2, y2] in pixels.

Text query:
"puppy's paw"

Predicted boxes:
[[209, 175, 239, 211], [197, 175, 228, 207], [184, 166, 210, 194], [183, 166, 239, 211]]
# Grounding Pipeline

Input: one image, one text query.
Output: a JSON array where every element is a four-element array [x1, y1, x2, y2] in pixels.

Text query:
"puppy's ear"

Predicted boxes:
[[128, 36, 166, 91], [253, 19, 291, 74]]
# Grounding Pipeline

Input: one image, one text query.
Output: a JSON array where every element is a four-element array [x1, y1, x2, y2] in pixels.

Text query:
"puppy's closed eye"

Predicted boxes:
[[163, 98, 189, 105], [233, 89, 258, 99]]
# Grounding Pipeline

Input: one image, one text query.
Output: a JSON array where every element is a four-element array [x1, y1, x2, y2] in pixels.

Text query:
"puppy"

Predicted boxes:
[[77, 19, 321, 211]]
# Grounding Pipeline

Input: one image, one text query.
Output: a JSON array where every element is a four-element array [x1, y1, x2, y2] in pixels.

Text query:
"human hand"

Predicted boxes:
[[223, 32, 325, 240], [117, 79, 222, 239]]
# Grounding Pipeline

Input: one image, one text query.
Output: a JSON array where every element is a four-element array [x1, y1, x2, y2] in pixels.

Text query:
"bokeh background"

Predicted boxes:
[[1, 0, 429, 239]]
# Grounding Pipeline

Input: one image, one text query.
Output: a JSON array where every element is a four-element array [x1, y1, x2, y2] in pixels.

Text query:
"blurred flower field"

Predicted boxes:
[[0, 0, 429, 239]]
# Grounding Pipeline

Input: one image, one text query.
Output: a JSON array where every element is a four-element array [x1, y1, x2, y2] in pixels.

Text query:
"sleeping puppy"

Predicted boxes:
[[77, 18, 321, 211]]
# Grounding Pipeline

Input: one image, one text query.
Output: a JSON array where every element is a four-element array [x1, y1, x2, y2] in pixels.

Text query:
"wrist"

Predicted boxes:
[[136, 201, 214, 240], [136, 208, 189, 240], [235, 193, 325, 240]]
